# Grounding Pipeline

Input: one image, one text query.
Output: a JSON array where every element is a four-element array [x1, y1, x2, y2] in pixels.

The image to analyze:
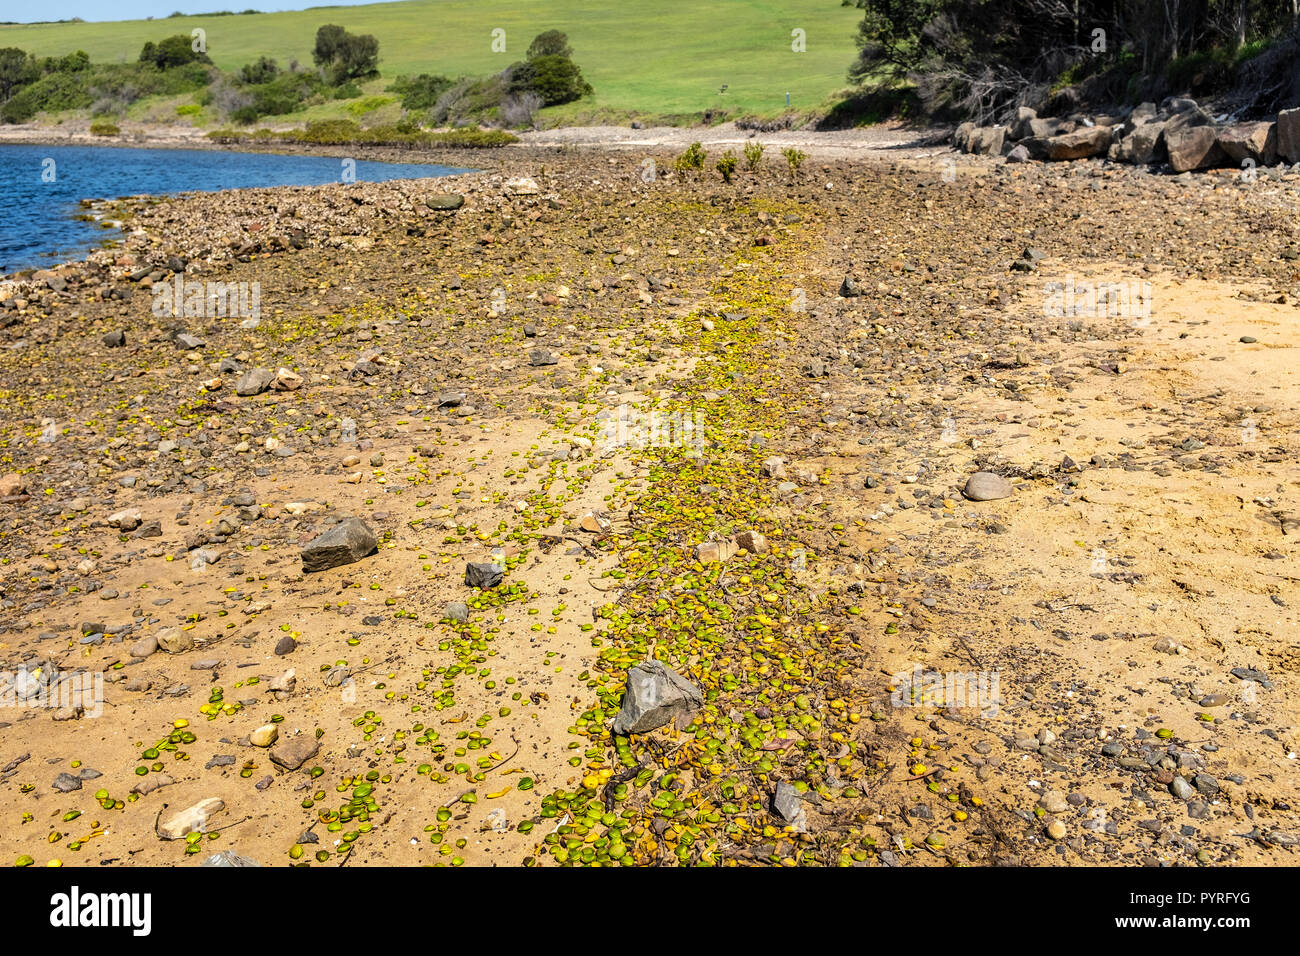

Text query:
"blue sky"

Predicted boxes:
[[4, 0, 387, 25]]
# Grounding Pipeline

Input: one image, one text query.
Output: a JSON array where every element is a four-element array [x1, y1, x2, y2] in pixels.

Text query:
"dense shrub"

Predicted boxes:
[[673, 141, 706, 172], [2, 71, 94, 121], [139, 35, 212, 70], [388, 73, 453, 110], [0, 48, 39, 100], [238, 56, 280, 85], [527, 30, 573, 60], [508, 53, 591, 106]]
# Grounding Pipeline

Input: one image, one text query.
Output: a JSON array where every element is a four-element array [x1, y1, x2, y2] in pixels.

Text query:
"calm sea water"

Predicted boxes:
[[0, 144, 471, 275]]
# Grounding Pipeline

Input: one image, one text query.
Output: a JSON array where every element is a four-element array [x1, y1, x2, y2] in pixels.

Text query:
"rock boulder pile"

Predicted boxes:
[[955, 96, 1300, 173]]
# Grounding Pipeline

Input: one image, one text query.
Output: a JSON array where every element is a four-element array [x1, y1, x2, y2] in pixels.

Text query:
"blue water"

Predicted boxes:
[[0, 144, 471, 275]]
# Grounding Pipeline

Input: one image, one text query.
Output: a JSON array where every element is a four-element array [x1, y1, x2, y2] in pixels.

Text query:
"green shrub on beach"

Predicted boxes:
[[89, 119, 119, 136], [673, 141, 706, 172]]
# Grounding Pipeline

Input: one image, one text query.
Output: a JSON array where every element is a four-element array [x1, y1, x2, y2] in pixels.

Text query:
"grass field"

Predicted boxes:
[[0, 0, 863, 120]]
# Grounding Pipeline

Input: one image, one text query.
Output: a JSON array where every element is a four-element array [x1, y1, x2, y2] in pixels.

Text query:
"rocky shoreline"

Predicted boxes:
[[0, 140, 1297, 868]]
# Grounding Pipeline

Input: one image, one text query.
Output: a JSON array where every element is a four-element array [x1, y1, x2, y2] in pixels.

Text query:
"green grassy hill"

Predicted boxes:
[[0, 0, 862, 121]]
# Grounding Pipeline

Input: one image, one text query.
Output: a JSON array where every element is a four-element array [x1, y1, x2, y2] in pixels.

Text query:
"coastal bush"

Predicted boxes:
[[781, 146, 806, 178], [1, 70, 93, 121], [716, 150, 738, 183], [673, 141, 706, 172], [508, 54, 592, 107], [232, 70, 324, 123], [89, 119, 119, 136], [295, 118, 363, 142], [500, 91, 543, 128], [431, 74, 508, 126], [139, 35, 212, 70], [743, 140, 764, 170], [0, 48, 39, 101], [238, 56, 280, 85], [527, 30, 573, 60], [388, 73, 453, 110], [346, 95, 394, 117]]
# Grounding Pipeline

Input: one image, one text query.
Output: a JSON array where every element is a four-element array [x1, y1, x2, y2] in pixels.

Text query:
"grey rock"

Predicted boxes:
[[102, 330, 126, 348], [1166, 125, 1229, 173], [300, 517, 377, 573], [528, 349, 558, 366], [464, 562, 503, 589], [962, 471, 1013, 502], [1170, 776, 1195, 801], [839, 276, 862, 297], [1046, 126, 1111, 161], [967, 126, 1005, 156], [772, 781, 808, 831], [274, 635, 297, 656], [445, 601, 469, 623], [235, 368, 276, 397], [1277, 107, 1300, 164], [130, 636, 157, 658], [610, 661, 703, 735], [269, 734, 320, 771], [52, 772, 82, 793], [174, 332, 204, 350], [1005, 144, 1031, 163], [1217, 121, 1277, 166], [1114, 121, 1168, 164], [425, 193, 465, 211]]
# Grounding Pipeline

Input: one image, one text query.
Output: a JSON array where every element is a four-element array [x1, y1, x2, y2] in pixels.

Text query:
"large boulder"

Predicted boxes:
[[966, 126, 1005, 156], [1010, 106, 1038, 140], [952, 121, 976, 152], [1045, 125, 1112, 160], [1166, 125, 1229, 172], [1162, 106, 1214, 141], [300, 517, 377, 572], [1216, 122, 1277, 167], [1130, 101, 1158, 126], [1277, 107, 1300, 164], [1019, 136, 1053, 161], [1113, 121, 1168, 164], [611, 661, 703, 735]]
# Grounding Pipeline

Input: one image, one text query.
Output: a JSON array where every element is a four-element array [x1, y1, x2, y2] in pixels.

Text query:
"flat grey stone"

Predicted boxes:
[[301, 518, 377, 573]]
